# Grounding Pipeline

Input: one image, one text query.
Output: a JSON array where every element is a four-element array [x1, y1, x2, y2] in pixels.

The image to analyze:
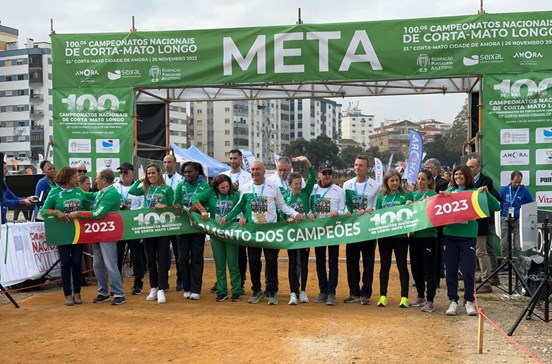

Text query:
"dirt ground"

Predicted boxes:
[[1, 243, 550, 364]]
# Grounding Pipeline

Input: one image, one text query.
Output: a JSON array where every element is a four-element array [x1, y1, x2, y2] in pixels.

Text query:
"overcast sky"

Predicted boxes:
[[2, 0, 549, 124]]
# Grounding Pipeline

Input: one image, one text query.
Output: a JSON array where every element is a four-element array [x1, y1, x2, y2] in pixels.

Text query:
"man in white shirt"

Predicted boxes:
[[163, 154, 184, 291], [342, 156, 380, 305]]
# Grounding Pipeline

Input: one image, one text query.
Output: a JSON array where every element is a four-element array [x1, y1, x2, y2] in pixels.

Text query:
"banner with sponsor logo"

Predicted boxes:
[[44, 191, 490, 248], [53, 88, 134, 174], [482, 72, 552, 211], [1, 223, 60, 287], [51, 11, 552, 87], [405, 129, 423, 185]]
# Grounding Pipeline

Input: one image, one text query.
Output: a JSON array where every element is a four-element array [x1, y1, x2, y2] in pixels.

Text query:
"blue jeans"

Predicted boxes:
[[443, 235, 476, 303], [92, 242, 124, 297], [315, 245, 339, 295]]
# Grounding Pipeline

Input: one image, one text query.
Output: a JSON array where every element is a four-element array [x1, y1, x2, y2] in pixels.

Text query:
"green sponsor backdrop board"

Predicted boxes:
[[52, 11, 552, 88], [482, 72, 552, 211], [53, 88, 135, 173]]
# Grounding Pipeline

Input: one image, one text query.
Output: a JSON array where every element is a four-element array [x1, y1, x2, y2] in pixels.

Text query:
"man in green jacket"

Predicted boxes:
[[69, 168, 125, 305]]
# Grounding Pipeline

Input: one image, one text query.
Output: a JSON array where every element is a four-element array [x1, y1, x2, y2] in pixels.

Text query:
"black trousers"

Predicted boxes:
[[288, 248, 310, 295], [238, 245, 247, 288], [176, 233, 205, 294], [345, 240, 376, 297], [378, 237, 410, 297], [248, 246, 279, 294], [409, 236, 438, 301], [144, 236, 170, 290], [117, 239, 146, 288]]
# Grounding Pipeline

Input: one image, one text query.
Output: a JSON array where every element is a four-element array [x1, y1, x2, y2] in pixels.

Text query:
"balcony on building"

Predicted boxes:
[[30, 91, 43, 103], [30, 107, 44, 119]]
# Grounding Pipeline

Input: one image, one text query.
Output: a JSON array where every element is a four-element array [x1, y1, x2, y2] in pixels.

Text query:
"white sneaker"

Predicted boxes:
[[146, 288, 158, 301], [446, 301, 458, 316], [465, 301, 477, 316], [157, 289, 166, 304], [299, 291, 309, 303], [183, 291, 191, 299], [288, 292, 298, 305], [190, 293, 200, 300]]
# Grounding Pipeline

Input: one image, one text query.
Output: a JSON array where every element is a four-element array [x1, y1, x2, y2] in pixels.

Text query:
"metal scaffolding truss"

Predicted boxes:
[[135, 76, 480, 103]]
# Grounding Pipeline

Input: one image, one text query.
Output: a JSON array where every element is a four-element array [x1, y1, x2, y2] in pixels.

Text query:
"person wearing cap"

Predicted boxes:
[[309, 162, 345, 306], [220, 161, 303, 305], [342, 155, 380, 305], [116, 162, 146, 296]]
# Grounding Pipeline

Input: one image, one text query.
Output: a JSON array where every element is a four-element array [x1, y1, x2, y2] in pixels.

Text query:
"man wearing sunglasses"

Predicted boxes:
[[116, 162, 145, 296]]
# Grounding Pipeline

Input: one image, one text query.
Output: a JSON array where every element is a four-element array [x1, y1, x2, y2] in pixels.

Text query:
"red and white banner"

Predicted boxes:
[[0, 222, 60, 287]]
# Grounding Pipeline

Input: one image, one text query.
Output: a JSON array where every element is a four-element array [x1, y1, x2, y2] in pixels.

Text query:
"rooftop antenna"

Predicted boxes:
[[296, 8, 303, 24], [50, 18, 56, 35], [479, 0, 485, 14]]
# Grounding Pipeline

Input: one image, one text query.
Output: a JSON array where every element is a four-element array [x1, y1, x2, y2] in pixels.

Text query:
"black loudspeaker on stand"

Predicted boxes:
[[477, 210, 532, 296], [0, 152, 20, 308], [508, 217, 551, 336]]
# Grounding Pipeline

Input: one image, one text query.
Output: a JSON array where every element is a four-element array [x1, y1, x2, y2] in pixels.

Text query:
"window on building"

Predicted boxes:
[[225, 107, 230, 112], [225, 130, 230, 135], [17, 106, 25, 111], [225, 118, 230, 124], [5, 76, 12, 82], [225, 141, 230, 146], [17, 74, 24, 80]]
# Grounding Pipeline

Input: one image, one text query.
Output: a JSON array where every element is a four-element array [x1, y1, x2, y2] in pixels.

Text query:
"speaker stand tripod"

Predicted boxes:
[[508, 218, 551, 336]]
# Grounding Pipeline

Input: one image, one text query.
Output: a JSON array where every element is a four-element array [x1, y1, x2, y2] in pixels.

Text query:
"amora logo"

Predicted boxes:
[[513, 51, 543, 59], [75, 69, 99, 76], [500, 150, 529, 165]]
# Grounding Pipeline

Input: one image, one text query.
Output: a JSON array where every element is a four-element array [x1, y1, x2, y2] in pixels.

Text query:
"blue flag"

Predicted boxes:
[[405, 129, 423, 185]]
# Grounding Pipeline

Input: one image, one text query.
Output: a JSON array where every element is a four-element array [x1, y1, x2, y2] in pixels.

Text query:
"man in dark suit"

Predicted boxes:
[[424, 158, 449, 192], [467, 157, 502, 292]]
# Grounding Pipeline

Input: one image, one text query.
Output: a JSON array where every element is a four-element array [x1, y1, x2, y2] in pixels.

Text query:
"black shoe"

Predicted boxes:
[[81, 279, 90, 287], [111, 296, 126, 305], [131, 286, 143, 295], [176, 281, 183, 291], [230, 294, 240, 302], [210, 283, 217, 293], [93, 294, 110, 304], [216, 294, 228, 302]]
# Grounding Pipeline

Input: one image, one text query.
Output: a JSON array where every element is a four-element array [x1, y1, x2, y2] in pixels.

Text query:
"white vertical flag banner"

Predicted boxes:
[[374, 158, 384, 185]]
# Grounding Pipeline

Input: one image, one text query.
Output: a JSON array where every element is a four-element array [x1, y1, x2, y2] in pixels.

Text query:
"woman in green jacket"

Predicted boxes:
[[375, 170, 413, 308], [41, 167, 89, 306], [440, 165, 500, 317], [174, 161, 210, 300], [128, 163, 174, 304], [192, 173, 243, 302], [408, 169, 438, 313]]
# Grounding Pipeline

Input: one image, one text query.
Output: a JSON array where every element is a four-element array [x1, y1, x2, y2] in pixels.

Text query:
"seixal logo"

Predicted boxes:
[[463, 55, 479, 66], [108, 70, 122, 80]]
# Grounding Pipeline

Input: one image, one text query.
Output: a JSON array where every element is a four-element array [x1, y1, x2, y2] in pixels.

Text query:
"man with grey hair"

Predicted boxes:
[[68, 168, 125, 305], [423, 158, 449, 192], [268, 156, 293, 195]]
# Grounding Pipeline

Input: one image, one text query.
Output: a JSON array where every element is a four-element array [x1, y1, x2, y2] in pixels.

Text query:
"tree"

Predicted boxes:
[[307, 134, 342, 169], [283, 138, 309, 159], [424, 134, 459, 168], [339, 145, 365, 167], [445, 100, 468, 158]]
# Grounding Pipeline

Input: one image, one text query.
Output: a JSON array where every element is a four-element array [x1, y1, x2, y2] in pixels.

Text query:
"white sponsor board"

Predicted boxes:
[[500, 150, 530, 165], [500, 128, 530, 145], [535, 191, 552, 207], [96, 157, 120, 171], [535, 149, 552, 165], [68, 139, 91, 153], [536, 170, 552, 186], [500, 170, 530, 186], [535, 127, 552, 144]]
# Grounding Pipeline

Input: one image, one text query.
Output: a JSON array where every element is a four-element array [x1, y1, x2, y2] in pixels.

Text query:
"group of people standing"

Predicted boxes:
[[4, 149, 532, 316]]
